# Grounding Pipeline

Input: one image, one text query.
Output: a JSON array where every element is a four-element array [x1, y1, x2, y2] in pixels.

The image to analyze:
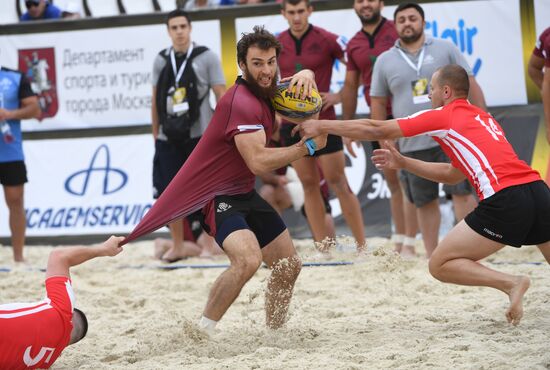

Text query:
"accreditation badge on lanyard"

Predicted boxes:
[[167, 45, 193, 115], [398, 47, 430, 105]]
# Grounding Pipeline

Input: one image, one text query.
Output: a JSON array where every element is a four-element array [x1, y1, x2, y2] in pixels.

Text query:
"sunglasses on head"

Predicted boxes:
[[25, 1, 40, 8]]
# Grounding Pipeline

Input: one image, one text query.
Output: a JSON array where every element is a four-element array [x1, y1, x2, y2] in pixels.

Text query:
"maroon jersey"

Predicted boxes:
[[124, 77, 275, 243], [346, 18, 397, 115], [533, 27, 550, 67], [277, 25, 345, 121]]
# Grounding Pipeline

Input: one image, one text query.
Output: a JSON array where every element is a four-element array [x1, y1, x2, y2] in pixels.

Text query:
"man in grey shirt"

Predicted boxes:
[[151, 9, 226, 262], [370, 2, 485, 258]]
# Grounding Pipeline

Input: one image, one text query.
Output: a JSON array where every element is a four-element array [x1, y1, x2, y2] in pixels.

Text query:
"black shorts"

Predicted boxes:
[[0, 161, 27, 186], [279, 123, 343, 156], [207, 190, 287, 248], [400, 146, 472, 207], [465, 180, 550, 247], [153, 138, 200, 198]]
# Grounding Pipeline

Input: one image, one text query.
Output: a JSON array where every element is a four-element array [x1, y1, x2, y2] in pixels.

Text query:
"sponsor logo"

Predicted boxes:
[[425, 18, 482, 76], [483, 227, 503, 239], [64, 144, 128, 196], [18, 48, 58, 120], [216, 202, 232, 213], [26, 143, 151, 231]]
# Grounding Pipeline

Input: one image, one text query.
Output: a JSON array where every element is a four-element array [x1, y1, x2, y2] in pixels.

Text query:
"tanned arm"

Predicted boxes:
[[46, 236, 124, 279]]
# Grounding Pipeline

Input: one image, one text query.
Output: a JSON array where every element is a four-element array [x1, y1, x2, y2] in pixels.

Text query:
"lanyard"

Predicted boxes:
[[397, 46, 425, 77], [170, 44, 193, 88]]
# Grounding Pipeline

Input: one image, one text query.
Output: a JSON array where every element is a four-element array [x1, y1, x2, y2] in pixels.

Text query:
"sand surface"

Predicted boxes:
[[1, 238, 549, 369]]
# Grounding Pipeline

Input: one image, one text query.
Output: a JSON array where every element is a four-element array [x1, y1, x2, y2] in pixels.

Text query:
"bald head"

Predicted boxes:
[[434, 64, 469, 97]]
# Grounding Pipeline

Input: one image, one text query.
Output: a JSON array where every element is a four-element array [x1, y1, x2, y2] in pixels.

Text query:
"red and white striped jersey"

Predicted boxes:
[[397, 99, 541, 200], [0, 276, 75, 369]]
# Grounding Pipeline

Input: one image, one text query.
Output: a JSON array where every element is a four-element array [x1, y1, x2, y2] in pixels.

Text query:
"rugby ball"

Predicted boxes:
[[271, 81, 322, 119]]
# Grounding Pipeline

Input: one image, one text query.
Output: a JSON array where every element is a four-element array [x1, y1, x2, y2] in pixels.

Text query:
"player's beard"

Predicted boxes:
[[357, 9, 381, 25], [243, 66, 278, 100]]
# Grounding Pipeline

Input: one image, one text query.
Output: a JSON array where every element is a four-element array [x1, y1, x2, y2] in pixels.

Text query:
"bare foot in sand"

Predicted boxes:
[[394, 243, 402, 255], [154, 238, 171, 259], [161, 242, 202, 263], [400, 245, 416, 259], [505, 276, 531, 326]]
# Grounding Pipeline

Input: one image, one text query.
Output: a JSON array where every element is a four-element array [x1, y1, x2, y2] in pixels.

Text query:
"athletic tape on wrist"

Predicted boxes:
[[305, 138, 317, 156]]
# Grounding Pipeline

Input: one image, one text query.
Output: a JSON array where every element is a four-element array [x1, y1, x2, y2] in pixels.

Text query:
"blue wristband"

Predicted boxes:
[[304, 138, 317, 156]]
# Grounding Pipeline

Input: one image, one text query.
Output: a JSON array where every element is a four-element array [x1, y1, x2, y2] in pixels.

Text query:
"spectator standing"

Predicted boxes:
[[277, 0, 366, 251], [151, 9, 226, 262], [341, 0, 414, 256], [0, 65, 41, 262], [370, 2, 483, 258]]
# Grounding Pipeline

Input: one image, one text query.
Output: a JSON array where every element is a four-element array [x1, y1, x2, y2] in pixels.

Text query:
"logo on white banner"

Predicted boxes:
[[64, 144, 128, 196]]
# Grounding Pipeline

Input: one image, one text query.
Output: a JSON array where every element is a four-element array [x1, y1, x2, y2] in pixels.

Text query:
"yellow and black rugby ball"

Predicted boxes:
[[271, 81, 322, 119]]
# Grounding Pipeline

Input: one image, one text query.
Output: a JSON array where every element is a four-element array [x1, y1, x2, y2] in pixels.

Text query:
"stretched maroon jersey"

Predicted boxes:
[[346, 18, 397, 115], [124, 77, 275, 244], [533, 27, 550, 67], [0, 277, 74, 370], [277, 24, 344, 121], [398, 99, 541, 200]]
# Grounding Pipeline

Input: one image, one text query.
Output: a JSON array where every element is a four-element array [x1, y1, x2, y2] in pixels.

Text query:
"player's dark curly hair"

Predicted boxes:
[[236, 26, 281, 65]]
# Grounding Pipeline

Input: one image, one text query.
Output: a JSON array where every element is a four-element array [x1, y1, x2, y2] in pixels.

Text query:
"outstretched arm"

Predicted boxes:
[[372, 143, 466, 185], [46, 236, 124, 278], [293, 117, 403, 143]]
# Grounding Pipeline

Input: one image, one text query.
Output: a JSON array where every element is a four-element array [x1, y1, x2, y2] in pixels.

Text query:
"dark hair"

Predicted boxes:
[[166, 9, 191, 26], [71, 308, 89, 344], [281, 0, 310, 10], [435, 64, 470, 96], [237, 26, 281, 65], [394, 2, 424, 20]]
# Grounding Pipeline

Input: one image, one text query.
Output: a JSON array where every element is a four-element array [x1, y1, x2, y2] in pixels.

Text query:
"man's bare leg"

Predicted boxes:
[[161, 220, 201, 262], [384, 168, 406, 253], [198, 232, 224, 257], [4, 185, 25, 262], [429, 221, 530, 325], [261, 229, 302, 329], [292, 156, 329, 247], [319, 151, 366, 251], [401, 195, 418, 258], [417, 199, 441, 258], [202, 229, 263, 321], [451, 193, 477, 222], [154, 238, 171, 259], [537, 241, 550, 264]]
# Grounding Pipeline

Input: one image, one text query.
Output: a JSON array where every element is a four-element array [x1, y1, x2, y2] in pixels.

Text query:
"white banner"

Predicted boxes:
[[534, 0, 550, 36], [237, 0, 526, 113], [0, 135, 156, 237], [0, 21, 221, 132]]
